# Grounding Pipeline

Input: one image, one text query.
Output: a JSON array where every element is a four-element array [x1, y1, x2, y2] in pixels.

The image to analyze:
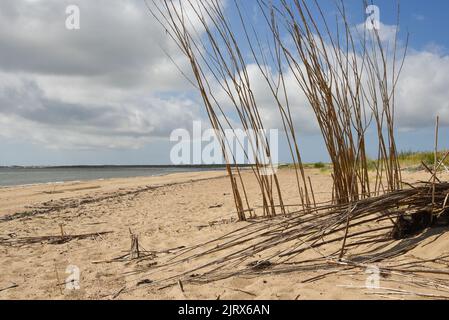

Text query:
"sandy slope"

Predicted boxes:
[[0, 169, 448, 300]]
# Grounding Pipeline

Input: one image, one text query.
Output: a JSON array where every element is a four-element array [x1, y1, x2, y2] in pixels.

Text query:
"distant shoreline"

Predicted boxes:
[[0, 164, 253, 169], [0, 166, 230, 188], [0, 169, 228, 190]]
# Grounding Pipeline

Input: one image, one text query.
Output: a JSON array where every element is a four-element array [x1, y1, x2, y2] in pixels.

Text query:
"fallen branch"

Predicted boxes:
[[0, 231, 113, 246], [0, 283, 18, 293]]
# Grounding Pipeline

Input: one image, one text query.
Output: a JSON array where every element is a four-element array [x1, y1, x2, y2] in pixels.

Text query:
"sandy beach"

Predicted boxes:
[[1, 168, 449, 300]]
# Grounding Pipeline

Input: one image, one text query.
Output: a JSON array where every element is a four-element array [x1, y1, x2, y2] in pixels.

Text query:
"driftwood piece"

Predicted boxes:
[[0, 231, 113, 246]]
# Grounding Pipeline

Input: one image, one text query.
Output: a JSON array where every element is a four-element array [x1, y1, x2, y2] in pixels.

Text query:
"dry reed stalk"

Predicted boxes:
[[121, 181, 449, 295], [54, 261, 63, 295], [147, 0, 407, 216], [0, 231, 113, 246], [433, 116, 440, 208], [129, 230, 140, 260], [147, 0, 293, 219], [255, 0, 407, 203]]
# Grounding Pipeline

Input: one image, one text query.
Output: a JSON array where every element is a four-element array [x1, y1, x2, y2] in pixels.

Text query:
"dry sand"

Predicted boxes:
[[1, 168, 448, 300]]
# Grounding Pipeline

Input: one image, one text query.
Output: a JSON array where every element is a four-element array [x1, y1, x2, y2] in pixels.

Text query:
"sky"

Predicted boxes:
[[0, 0, 448, 166]]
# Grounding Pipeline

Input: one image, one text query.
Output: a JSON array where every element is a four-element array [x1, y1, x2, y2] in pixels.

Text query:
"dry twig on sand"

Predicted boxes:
[[0, 231, 113, 246]]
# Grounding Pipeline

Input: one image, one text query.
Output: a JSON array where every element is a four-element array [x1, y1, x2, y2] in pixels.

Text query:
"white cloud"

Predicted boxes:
[[242, 27, 449, 135], [396, 51, 449, 129], [0, 76, 201, 149], [355, 22, 400, 46], [0, 0, 205, 149], [0, 1, 448, 156]]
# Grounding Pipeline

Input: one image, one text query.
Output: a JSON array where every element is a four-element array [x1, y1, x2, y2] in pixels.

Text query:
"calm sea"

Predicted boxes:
[[0, 166, 224, 187]]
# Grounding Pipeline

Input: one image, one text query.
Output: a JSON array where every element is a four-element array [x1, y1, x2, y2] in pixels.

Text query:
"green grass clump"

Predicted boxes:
[[279, 151, 449, 173], [398, 150, 449, 167], [313, 162, 326, 169], [279, 162, 331, 171]]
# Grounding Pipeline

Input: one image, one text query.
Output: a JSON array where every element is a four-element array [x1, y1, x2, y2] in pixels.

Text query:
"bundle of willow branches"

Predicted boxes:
[[126, 181, 449, 294], [147, 0, 407, 218], [254, 0, 407, 202], [148, 0, 291, 219]]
